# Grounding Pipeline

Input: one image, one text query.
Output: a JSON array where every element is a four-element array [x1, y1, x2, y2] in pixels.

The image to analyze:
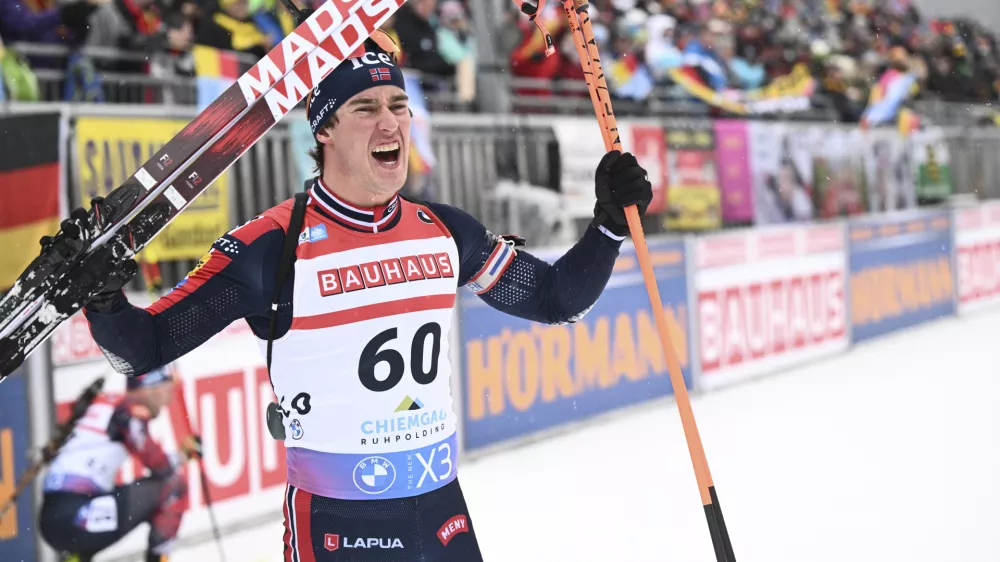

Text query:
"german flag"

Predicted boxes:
[[0, 113, 62, 290]]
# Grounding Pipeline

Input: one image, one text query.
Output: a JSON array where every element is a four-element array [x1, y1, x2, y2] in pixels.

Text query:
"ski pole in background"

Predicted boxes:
[[0, 377, 105, 520], [510, 0, 738, 558], [173, 381, 226, 562]]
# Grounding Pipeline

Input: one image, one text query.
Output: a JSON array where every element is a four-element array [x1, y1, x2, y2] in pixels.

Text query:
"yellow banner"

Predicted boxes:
[[74, 117, 230, 261], [663, 125, 722, 231]]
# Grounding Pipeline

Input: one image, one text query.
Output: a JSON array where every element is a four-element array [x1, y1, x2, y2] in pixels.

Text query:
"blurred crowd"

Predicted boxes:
[[1, 0, 999, 119], [500, 0, 1000, 120], [0, 0, 478, 100]]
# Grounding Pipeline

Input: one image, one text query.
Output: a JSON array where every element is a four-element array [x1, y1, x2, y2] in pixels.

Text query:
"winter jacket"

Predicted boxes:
[[394, 5, 453, 78]]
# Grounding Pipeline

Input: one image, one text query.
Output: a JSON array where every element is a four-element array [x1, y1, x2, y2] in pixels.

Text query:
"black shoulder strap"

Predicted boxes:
[[266, 191, 310, 374]]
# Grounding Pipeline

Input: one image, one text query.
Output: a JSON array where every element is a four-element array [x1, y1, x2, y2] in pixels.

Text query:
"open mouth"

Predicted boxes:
[[371, 141, 401, 168]]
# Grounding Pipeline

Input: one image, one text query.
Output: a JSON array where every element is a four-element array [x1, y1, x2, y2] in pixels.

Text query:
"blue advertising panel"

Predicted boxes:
[[0, 369, 37, 562], [848, 210, 955, 343], [458, 237, 692, 451]]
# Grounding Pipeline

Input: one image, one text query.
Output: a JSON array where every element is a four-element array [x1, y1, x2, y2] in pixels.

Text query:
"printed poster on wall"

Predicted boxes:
[[551, 117, 608, 219], [814, 126, 869, 219], [748, 122, 818, 225], [663, 119, 721, 231], [911, 128, 953, 201], [713, 120, 753, 224], [458, 237, 692, 451], [628, 123, 668, 215], [751, 123, 882, 225], [862, 130, 915, 214], [74, 117, 231, 262]]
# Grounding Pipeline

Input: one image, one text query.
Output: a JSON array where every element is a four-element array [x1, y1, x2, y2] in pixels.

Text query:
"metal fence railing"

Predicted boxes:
[[943, 127, 1000, 200], [10, 42, 849, 120], [10, 42, 473, 110], [915, 100, 1000, 128], [11, 42, 254, 104], [505, 76, 845, 121], [5, 101, 1000, 288]]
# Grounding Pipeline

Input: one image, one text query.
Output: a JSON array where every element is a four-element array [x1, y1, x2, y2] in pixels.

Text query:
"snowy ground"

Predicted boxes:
[[168, 309, 1000, 562]]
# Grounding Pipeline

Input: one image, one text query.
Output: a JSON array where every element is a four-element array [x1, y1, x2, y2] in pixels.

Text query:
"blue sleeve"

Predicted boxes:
[[425, 202, 623, 324], [83, 217, 285, 375]]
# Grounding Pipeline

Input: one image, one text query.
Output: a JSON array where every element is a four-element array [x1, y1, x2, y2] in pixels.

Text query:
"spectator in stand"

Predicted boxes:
[[509, 7, 554, 96], [251, 0, 295, 49], [683, 19, 728, 90], [817, 53, 865, 122], [177, 0, 202, 19], [435, 1, 473, 68], [715, 26, 765, 89], [644, 14, 683, 82], [500, 0, 1000, 117], [84, 0, 162, 61], [860, 45, 920, 128], [196, 0, 272, 60], [0, 0, 106, 46], [395, 0, 454, 83], [435, 0, 476, 102], [606, 9, 654, 101], [149, 12, 195, 104]]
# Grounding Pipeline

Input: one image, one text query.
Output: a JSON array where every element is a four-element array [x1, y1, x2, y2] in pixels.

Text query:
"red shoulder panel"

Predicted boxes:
[[229, 211, 285, 245], [148, 248, 233, 316], [258, 198, 297, 234]]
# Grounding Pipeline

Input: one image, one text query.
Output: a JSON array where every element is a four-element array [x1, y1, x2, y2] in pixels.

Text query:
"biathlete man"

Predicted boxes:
[[79, 32, 652, 561], [38, 368, 200, 562]]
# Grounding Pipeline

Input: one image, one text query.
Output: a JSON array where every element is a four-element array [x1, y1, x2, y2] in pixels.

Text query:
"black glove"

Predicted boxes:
[[80, 251, 137, 313], [39, 201, 138, 314], [592, 150, 653, 237]]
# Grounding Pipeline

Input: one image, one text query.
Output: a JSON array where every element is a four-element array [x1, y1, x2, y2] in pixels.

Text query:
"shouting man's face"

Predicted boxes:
[[317, 85, 411, 203]]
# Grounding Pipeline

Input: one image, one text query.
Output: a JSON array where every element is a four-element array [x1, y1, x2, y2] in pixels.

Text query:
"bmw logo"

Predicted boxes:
[[417, 209, 434, 224], [290, 419, 304, 440], [353, 456, 396, 495]]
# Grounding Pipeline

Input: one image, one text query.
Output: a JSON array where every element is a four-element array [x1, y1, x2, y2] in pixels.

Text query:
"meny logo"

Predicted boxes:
[[437, 515, 469, 546]]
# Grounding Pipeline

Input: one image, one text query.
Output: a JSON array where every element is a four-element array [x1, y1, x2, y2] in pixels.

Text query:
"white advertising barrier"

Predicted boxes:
[[955, 201, 1000, 314], [694, 223, 849, 391], [50, 295, 286, 560]]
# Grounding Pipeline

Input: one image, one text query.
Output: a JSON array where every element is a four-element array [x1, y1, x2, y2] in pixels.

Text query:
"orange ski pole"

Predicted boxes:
[[558, 1, 737, 559]]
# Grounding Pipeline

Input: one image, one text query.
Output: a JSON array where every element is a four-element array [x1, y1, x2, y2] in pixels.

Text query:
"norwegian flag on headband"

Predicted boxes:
[[370, 68, 392, 81]]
